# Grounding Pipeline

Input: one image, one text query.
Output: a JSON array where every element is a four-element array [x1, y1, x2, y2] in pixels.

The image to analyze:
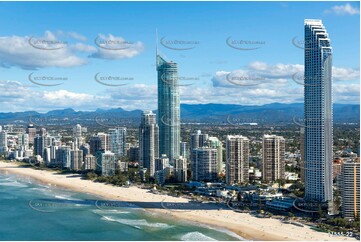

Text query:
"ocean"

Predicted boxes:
[[0, 171, 243, 241]]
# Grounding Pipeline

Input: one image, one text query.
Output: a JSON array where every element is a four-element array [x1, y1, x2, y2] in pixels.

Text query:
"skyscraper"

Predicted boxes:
[[96, 151, 116, 176], [226, 135, 249, 185], [33, 134, 45, 157], [180, 141, 190, 161], [157, 34, 180, 161], [190, 130, 209, 150], [73, 124, 82, 139], [70, 149, 83, 171], [89, 136, 102, 155], [174, 156, 187, 183], [19, 133, 29, 150], [0, 130, 7, 153], [190, 130, 209, 165], [139, 111, 159, 177], [207, 137, 224, 174], [109, 127, 127, 160], [262, 135, 285, 183], [97, 132, 110, 151], [191, 147, 218, 182], [26, 124, 36, 145], [304, 19, 333, 203], [340, 160, 360, 220]]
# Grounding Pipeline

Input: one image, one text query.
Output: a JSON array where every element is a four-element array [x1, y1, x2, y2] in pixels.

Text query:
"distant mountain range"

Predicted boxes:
[[0, 103, 359, 126]]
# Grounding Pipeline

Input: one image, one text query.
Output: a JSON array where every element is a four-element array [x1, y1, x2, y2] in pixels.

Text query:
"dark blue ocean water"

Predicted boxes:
[[0, 171, 242, 241]]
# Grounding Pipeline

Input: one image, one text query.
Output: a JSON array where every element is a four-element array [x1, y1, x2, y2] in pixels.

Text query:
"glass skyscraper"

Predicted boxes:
[[139, 111, 159, 177], [156, 41, 180, 161], [304, 19, 333, 203]]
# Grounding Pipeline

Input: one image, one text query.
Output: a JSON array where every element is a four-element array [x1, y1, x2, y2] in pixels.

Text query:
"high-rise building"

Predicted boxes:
[[262, 135, 285, 182], [340, 160, 360, 220], [304, 19, 333, 203], [226, 135, 249, 185], [96, 151, 116, 176], [180, 141, 190, 161], [70, 149, 83, 171], [79, 143, 90, 161], [97, 132, 110, 151], [157, 39, 180, 161], [109, 127, 127, 160], [26, 124, 36, 144], [33, 134, 45, 157], [155, 154, 169, 172], [300, 127, 305, 182], [207, 137, 223, 173], [128, 146, 139, 162], [139, 111, 159, 177], [89, 136, 102, 155], [84, 154, 96, 170], [174, 156, 187, 183], [56, 146, 71, 168], [73, 124, 82, 139], [39, 128, 47, 137], [0, 130, 8, 153], [190, 130, 209, 165], [191, 147, 218, 182], [49, 145, 59, 167], [190, 130, 209, 150], [19, 133, 29, 150]]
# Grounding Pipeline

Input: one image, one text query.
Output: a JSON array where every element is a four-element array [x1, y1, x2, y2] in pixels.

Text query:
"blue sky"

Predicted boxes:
[[0, 1, 359, 112]]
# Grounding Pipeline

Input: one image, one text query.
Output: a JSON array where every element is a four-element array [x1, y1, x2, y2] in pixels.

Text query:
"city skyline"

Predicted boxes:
[[0, 1, 359, 113], [0, 1, 359, 241]]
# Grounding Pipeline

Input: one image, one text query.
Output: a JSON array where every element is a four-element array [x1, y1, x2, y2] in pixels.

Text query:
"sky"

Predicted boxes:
[[0, 1, 359, 112]]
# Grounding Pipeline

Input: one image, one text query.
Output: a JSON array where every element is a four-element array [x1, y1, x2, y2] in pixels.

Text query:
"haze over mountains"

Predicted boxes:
[[0, 103, 359, 126]]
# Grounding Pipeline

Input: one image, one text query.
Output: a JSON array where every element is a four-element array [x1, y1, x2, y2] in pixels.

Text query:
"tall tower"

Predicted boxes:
[[226, 135, 249, 185], [156, 31, 180, 161], [109, 127, 127, 160], [304, 19, 333, 203], [262, 135, 285, 183], [139, 110, 159, 177], [340, 160, 360, 219]]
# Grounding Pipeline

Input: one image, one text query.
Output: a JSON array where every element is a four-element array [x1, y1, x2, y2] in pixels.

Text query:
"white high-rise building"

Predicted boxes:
[[0, 130, 8, 153], [73, 124, 82, 138], [71, 149, 83, 171], [139, 111, 159, 177], [226, 135, 249, 185], [191, 147, 218, 182], [19, 133, 29, 150], [97, 132, 110, 151], [207, 137, 223, 174], [174, 156, 187, 183], [304, 19, 333, 203], [109, 127, 127, 160], [96, 151, 116, 176]]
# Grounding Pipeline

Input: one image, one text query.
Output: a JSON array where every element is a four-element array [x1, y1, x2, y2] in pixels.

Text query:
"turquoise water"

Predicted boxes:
[[0, 171, 242, 241]]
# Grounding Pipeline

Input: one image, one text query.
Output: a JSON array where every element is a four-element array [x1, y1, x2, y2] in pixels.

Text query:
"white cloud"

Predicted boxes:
[[211, 62, 359, 88], [69, 43, 97, 53], [325, 3, 360, 15], [333, 67, 360, 81], [89, 34, 144, 60], [0, 31, 144, 69], [0, 33, 87, 69]]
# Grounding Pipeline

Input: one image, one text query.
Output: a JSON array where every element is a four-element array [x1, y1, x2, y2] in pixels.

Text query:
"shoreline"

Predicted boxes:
[[0, 161, 356, 241]]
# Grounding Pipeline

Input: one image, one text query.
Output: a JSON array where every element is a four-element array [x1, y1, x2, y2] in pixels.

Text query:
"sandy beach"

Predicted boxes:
[[0, 161, 356, 241]]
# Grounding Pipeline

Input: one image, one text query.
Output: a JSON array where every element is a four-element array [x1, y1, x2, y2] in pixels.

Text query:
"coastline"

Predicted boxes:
[[0, 161, 355, 241]]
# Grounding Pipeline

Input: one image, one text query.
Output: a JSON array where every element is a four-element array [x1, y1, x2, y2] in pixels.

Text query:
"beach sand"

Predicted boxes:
[[0, 161, 356, 241]]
